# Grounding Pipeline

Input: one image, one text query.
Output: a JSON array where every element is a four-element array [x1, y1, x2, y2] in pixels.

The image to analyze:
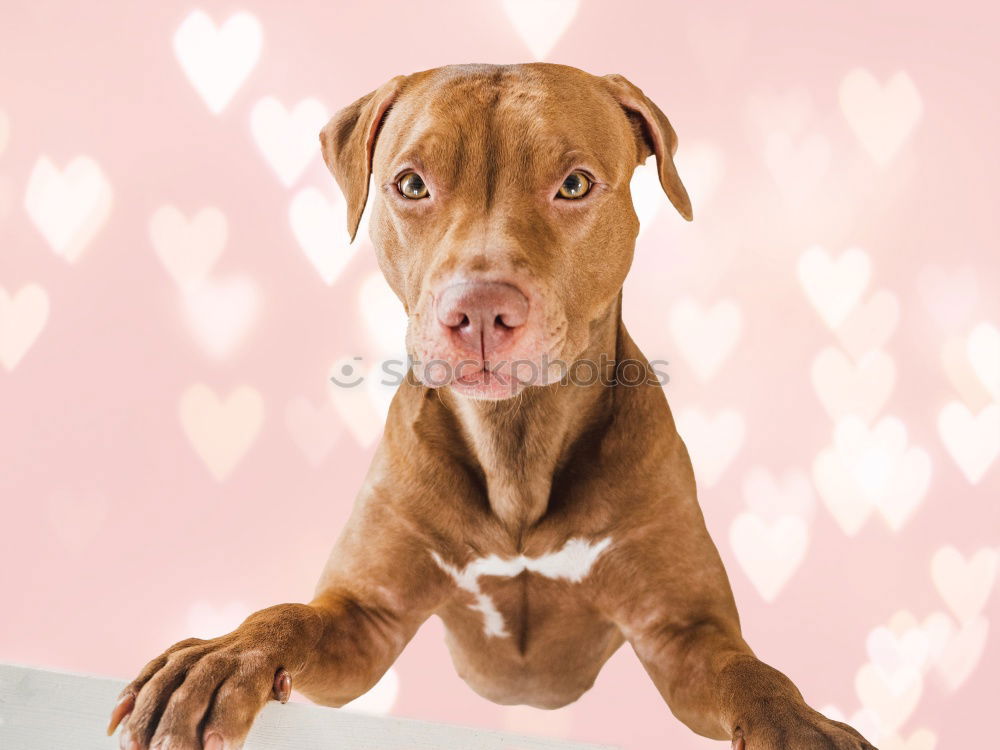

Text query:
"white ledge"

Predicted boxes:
[[0, 663, 618, 749]]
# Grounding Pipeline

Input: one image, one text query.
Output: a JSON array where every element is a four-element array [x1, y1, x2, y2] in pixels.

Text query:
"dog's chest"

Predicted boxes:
[[431, 537, 611, 639]]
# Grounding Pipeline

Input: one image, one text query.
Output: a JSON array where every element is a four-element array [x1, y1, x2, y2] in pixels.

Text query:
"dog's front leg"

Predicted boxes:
[[630, 618, 877, 749], [592, 485, 877, 749], [108, 480, 448, 750]]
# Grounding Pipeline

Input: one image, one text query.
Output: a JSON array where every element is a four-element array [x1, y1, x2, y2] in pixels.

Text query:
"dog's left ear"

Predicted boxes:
[[320, 75, 407, 242], [602, 73, 693, 221]]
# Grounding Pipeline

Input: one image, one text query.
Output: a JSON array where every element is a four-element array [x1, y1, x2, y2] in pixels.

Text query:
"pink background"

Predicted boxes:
[[1, 1, 998, 748]]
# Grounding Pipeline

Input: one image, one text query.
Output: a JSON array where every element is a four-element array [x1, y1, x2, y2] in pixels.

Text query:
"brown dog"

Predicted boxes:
[[109, 63, 877, 750]]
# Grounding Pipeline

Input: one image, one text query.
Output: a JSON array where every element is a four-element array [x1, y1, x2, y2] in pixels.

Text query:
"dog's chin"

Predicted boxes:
[[448, 367, 528, 401]]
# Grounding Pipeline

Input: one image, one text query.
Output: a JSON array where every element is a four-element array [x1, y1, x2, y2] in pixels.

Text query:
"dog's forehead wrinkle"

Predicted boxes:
[[397, 69, 610, 189]]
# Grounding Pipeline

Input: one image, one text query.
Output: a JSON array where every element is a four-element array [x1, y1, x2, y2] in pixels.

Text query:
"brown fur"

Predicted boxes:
[[109, 64, 876, 750]]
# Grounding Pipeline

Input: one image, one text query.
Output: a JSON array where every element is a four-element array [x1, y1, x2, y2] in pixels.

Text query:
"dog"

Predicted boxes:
[[108, 63, 877, 750]]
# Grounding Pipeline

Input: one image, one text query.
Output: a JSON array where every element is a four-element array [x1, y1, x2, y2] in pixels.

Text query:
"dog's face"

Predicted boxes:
[[321, 63, 690, 400]]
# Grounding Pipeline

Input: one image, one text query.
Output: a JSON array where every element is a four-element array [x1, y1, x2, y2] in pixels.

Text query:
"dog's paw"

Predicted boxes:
[[731, 701, 877, 750], [107, 634, 292, 750]]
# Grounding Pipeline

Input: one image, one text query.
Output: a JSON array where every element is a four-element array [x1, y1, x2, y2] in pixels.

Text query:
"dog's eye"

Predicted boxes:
[[557, 171, 591, 199], [398, 172, 429, 199]]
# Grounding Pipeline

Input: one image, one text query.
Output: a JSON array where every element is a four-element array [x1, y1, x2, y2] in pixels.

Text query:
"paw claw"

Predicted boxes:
[[107, 693, 135, 735], [272, 668, 291, 703]]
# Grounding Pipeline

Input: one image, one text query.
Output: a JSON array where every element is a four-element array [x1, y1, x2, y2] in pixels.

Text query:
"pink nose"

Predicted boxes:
[[436, 281, 529, 357]]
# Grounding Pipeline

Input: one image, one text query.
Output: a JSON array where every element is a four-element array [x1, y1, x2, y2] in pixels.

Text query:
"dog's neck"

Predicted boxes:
[[440, 296, 624, 533]]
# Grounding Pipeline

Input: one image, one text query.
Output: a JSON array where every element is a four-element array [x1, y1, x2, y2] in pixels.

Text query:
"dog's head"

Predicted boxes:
[[321, 63, 690, 400]]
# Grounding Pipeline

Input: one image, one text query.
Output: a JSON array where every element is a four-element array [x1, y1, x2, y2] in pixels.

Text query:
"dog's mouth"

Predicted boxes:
[[450, 365, 524, 400], [409, 330, 573, 401], [455, 366, 498, 385]]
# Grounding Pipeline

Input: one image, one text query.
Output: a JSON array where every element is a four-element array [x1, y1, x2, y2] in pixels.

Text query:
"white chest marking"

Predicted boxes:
[[431, 537, 612, 638]]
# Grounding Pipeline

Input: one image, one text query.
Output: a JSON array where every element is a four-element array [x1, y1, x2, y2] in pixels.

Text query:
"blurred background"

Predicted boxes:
[[1, 1, 997, 748]]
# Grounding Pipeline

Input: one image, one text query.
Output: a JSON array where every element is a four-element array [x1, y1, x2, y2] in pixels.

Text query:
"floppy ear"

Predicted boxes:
[[319, 75, 406, 242], [602, 73, 693, 221]]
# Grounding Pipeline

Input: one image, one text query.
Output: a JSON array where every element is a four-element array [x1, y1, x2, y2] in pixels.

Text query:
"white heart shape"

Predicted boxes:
[[813, 446, 874, 536], [820, 705, 883, 748], [931, 546, 997, 624], [358, 273, 408, 357], [839, 69, 923, 166], [742, 466, 816, 521], [502, 0, 579, 60], [150, 205, 227, 290], [854, 661, 922, 734], [669, 297, 742, 381], [764, 131, 831, 199], [834, 415, 906, 499], [25, 155, 112, 262], [811, 347, 896, 424], [290, 187, 361, 284], [937, 401, 1000, 483], [919, 611, 956, 670], [675, 408, 745, 487], [284, 396, 342, 467], [179, 384, 264, 480], [251, 97, 328, 186], [328, 357, 383, 448], [729, 512, 808, 602], [873, 445, 931, 533], [866, 625, 929, 691], [182, 276, 259, 359], [885, 610, 920, 636], [835, 289, 900, 360], [798, 246, 871, 330], [830, 416, 930, 528], [940, 337, 994, 412], [966, 321, 999, 403], [933, 615, 988, 691], [0, 284, 49, 371], [879, 728, 938, 750], [173, 11, 262, 114], [674, 141, 725, 212], [630, 159, 666, 239]]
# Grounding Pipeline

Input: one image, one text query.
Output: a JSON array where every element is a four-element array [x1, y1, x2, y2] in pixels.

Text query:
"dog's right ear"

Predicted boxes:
[[320, 75, 406, 242], [601, 73, 693, 222]]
